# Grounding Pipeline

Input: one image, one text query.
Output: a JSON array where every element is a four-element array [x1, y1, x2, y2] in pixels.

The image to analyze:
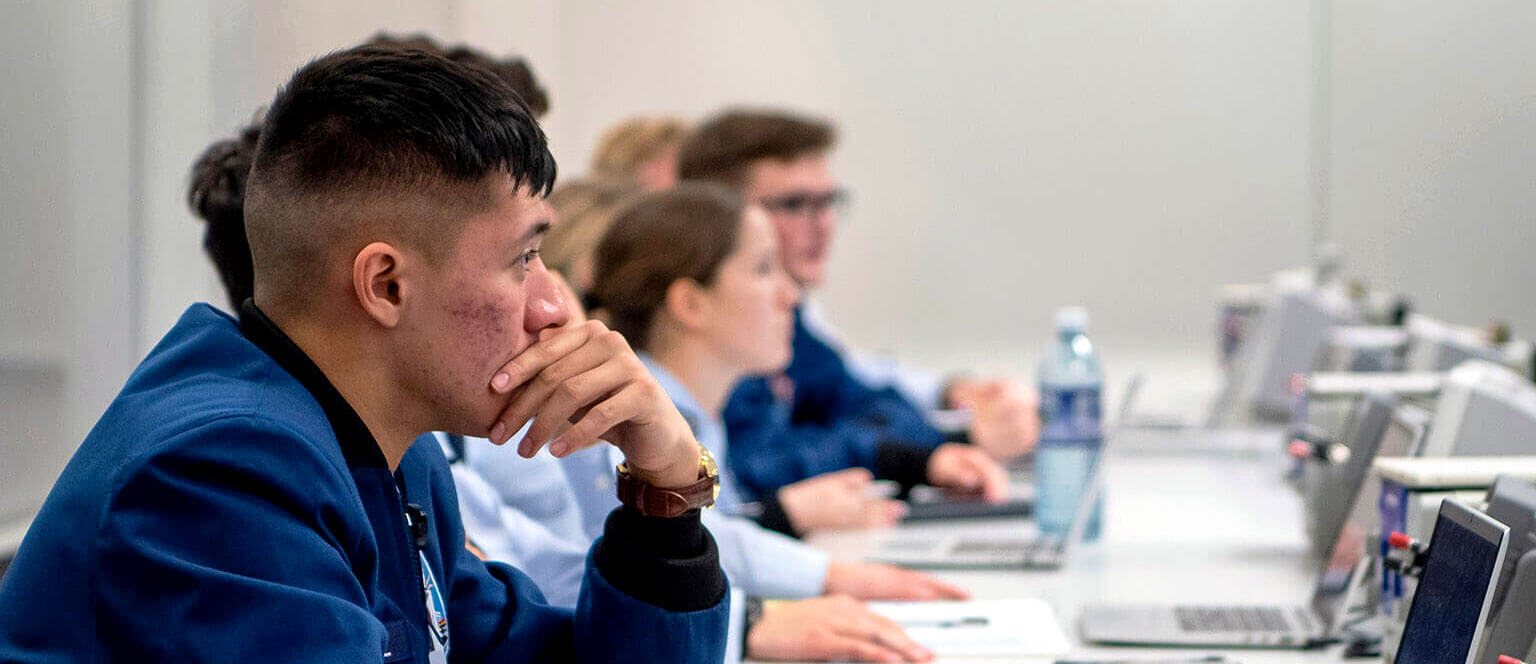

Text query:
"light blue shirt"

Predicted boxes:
[[436, 432, 588, 608], [557, 354, 830, 600], [446, 431, 750, 663]]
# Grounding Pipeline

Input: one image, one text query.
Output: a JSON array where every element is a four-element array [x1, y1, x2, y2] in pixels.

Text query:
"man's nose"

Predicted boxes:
[[811, 206, 837, 236], [525, 270, 571, 332]]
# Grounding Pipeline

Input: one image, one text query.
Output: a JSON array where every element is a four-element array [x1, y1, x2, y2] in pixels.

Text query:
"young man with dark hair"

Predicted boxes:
[[679, 108, 1039, 502], [0, 45, 727, 662]]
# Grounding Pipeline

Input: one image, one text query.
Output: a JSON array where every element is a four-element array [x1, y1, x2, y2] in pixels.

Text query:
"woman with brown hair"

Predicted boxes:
[[551, 183, 974, 661]]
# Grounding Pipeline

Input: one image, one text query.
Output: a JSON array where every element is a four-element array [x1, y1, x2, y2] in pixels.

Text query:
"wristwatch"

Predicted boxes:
[[615, 444, 720, 517]]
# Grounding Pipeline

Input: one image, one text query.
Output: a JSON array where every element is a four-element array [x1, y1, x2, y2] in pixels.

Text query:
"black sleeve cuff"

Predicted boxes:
[[874, 441, 936, 491], [943, 429, 971, 445], [754, 495, 799, 538], [592, 507, 728, 612]]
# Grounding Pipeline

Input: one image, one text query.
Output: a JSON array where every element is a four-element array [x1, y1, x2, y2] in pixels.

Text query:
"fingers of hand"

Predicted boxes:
[[839, 613, 930, 662], [489, 320, 603, 394], [517, 356, 633, 457], [812, 633, 903, 662], [974, 454, 1010, 502], [545, 381, 648, 458], [916, 572, 971, 600], [833, 467, 875, 486], [494, 334, 616, 446], [865, 499, 907, 527]]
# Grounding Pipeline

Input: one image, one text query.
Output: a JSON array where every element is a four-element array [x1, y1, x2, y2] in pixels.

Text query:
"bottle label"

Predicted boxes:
[[1039, 385, 1102, 445]]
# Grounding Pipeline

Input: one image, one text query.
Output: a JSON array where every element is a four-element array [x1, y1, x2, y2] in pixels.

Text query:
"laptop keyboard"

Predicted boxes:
[[951, 540, 1040, 556], [1174, 606, 1294, 633]]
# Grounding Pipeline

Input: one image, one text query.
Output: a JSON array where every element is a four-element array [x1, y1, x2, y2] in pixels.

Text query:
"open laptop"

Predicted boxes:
[[1303, 392, 1398, 560], [1393, 499, 1510, 664], [900, 484, 1035, 521], [869, 375, 1140, 570], [1079, 392, 1417, 649]]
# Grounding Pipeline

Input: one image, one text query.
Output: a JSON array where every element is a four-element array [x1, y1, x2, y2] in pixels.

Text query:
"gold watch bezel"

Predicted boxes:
[[616, 443, 721, 505]]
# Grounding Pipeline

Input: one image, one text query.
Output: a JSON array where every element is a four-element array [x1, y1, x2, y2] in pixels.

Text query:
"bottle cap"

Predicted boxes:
[[1055, 307, 1090, 332]]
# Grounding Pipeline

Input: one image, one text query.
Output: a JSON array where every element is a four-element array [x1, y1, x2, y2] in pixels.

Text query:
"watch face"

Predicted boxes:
[[697, 444, 719, 476], [696, 445, 722, 504]]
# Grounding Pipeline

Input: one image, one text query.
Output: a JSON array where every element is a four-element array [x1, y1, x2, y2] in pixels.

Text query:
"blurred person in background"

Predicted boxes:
[[677, 108, 1037, 502], [542, 177, 645, 295], [544, 179, 913, 537], [551, 182, 969, 661], [589, 115, 691, 190]]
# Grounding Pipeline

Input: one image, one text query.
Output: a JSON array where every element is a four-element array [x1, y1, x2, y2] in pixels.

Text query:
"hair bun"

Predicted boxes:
[[187, 124, 260, 225]]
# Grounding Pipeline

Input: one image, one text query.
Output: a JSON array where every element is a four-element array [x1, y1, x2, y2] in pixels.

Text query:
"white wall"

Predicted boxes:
[[1, 0, 138, 544], [7, 0, 1536, 541], [535, 1, 1318, 376], [137, 0, 465, 346], [1327, 0, 1536, 341]]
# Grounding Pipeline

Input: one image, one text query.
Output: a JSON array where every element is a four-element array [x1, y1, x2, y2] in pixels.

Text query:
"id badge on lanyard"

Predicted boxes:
[[419, 550, 450, 664]]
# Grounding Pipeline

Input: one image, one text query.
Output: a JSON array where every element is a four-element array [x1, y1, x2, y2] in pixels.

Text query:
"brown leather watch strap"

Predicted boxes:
[[616, 470, 717, 518]]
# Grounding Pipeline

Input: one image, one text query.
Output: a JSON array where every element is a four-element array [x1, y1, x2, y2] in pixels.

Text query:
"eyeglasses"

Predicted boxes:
[[758, 189, 849, 219]]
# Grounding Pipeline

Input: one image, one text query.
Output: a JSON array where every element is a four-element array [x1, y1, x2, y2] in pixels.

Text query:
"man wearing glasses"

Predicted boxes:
[[677, 109, 1037, 507]]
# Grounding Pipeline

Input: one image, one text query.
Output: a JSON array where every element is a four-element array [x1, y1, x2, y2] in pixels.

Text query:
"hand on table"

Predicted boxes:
[[779, 469, 907, 534], [747, 595, 933, 662], [823, 561, 970, 602], [951, 378, 1039, 460], [925, 443, 1009, 502]]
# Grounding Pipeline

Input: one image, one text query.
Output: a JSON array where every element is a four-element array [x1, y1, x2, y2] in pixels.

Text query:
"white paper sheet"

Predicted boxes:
[[869, 598, 1070, 657]]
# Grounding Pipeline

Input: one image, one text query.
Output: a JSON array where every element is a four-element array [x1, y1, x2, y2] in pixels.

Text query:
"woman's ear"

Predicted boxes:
[[353, 241, 407, 328], [663, 278, 711, 333]]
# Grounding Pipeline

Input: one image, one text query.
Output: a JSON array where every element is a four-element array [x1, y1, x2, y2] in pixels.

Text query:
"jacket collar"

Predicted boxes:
[[239, 299, 389, 469]]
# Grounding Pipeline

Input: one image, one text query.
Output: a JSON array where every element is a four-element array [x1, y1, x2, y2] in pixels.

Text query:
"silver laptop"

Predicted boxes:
[[1078, 393, 1423, 649], [900, 479, 1035, 521], [869, 375, 1140, 571]]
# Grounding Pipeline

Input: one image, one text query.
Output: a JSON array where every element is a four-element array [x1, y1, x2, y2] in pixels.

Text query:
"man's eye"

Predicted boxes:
[[519, 249, 540, 267]]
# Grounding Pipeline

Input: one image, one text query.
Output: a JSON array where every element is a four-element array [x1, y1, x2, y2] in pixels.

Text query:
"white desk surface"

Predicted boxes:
[[756, 440, 1355, 663]]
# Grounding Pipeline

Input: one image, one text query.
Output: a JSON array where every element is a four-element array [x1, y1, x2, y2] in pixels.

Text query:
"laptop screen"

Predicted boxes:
[[1307, 399, 1424, 626], [1394, 501, 1508, 664]]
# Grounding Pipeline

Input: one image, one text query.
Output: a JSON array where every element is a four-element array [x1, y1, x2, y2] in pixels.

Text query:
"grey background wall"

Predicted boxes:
[[1326, 0, 1536, 345], [3, 0, 1534, 545]]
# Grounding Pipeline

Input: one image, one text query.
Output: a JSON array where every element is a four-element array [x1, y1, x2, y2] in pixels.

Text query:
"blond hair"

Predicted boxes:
[[545, 178, 645, 288], [589, 116, 691, 180]]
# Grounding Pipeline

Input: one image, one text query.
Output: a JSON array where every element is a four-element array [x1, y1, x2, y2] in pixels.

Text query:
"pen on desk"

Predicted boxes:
[[896, 616, 989, 628]]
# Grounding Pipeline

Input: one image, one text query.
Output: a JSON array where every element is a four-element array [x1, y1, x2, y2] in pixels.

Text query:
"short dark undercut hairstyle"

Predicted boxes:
[[245, 44, 556, 307], [676, 109, 836, 188]]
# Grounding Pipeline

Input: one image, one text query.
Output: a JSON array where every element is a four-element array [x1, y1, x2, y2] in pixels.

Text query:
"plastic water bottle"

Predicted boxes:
[[1035, 307, 1104, 540]]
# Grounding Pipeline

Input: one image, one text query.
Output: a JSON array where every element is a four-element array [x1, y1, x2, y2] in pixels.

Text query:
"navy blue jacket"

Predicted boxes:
[[723, 305, 945, 499], [0, 304, 728, 662]]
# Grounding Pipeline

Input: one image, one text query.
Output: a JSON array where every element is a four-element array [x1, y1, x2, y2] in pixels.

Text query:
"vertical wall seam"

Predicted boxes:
[[1309, 0, 1334, 259], [128, 0, 147, 354]]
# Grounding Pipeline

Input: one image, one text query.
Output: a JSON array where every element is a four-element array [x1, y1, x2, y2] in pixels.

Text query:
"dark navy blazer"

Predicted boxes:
[[0, 304, 728, 663]]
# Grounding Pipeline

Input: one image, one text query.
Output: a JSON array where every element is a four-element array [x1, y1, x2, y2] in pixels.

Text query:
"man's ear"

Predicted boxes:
[[353, 242, 408, 328], [663, 278, 710, 333]]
